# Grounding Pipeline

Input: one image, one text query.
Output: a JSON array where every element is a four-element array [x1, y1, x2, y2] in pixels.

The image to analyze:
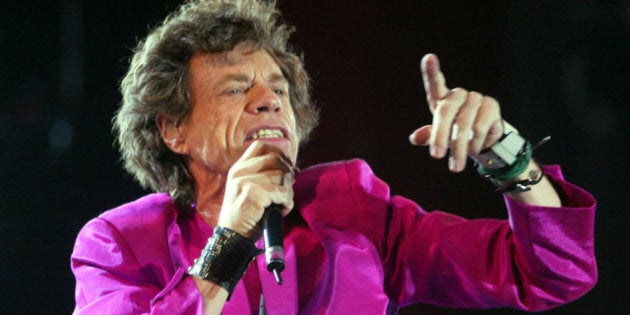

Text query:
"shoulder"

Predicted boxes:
[[97, 193, 180, 228], [295, 158, 380, 190], [78, 193, 181, 245], [72, 193, 188, 292], [297, 158, 372, 177], [73, 193, 184, 264], [292, 159, 391, 230], [295, 158, 389, 201]]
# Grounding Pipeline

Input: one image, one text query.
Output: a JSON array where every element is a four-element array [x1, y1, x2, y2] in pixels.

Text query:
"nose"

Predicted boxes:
[[246, 85, 282, 114]]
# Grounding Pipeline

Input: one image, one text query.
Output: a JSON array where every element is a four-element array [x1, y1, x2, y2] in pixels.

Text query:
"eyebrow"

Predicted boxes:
[[217, 72, 288, 85], [267, 72, 288, 85], [217, 73, 251, 84]]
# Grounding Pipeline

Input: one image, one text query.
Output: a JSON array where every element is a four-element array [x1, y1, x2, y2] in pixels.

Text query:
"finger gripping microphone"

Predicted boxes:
[[263, 204, 285, 285]]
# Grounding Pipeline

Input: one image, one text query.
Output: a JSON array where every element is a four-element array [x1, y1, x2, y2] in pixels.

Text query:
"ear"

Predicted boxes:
[[156, 113, 189, 155]]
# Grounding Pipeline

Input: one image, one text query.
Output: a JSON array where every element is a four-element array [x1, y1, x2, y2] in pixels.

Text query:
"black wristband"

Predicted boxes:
[[187, 226, 261, 298]]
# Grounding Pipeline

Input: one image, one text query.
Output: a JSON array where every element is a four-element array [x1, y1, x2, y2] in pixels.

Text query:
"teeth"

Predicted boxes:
[[251, 129, 283, 140]]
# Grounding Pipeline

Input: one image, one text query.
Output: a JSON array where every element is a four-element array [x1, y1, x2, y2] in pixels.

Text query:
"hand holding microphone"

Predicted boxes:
[[218, 142, 295, 285]]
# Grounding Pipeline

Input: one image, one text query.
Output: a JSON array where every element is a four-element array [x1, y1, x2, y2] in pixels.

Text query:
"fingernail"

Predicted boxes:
[[449, 157, 465, 172], [448, 157, 457, 171]]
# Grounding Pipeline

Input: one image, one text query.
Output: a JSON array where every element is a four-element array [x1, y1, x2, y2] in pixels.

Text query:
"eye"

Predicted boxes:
[[272, 85, 288, 96], [227, 86, 247, 95]]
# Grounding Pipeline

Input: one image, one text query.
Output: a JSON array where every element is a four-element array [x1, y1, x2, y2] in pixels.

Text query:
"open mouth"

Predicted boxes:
[[248, 128, 286, 140]]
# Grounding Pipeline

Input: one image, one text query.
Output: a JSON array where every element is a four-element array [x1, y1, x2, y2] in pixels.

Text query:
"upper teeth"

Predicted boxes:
[[251, 129, 283, 139]]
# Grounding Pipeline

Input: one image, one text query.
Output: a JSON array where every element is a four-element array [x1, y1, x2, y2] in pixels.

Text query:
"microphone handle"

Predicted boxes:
[[263, 204, 285, 284]]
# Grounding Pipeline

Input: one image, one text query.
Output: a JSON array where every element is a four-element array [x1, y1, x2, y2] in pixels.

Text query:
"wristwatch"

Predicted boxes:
[[470, 121, 526, 169]]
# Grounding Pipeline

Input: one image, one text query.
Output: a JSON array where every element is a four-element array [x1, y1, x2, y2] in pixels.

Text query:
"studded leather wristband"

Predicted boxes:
[[188, 226, 261, 299]]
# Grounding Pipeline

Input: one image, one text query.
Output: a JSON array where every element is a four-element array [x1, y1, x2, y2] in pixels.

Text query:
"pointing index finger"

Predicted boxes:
[[421, 53, 449, 111]]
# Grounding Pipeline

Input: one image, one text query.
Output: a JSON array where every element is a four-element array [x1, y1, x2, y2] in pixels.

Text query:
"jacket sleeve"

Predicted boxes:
[[342, 161, 598, 311], [71, 217, 202, 315]]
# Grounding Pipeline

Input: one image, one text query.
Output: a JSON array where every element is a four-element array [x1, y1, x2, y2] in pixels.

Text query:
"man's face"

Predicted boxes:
[[175, 43, 299, 177]]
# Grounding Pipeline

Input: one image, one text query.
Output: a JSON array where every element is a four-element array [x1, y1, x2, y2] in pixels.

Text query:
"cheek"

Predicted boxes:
[[287, 111, 300, 159], [187, 114, 231, 158], [286, 105, 298, 129]]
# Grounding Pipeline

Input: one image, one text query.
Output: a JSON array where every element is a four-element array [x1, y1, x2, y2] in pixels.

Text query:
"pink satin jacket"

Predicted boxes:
[[71, 159, 597, 314]]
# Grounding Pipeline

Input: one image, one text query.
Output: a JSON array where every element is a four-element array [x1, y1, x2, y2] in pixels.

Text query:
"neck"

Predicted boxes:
[[193, 172, 228, 227]]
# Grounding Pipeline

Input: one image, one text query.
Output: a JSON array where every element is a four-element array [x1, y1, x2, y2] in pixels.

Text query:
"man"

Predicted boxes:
[[71, 1, 597, 314]]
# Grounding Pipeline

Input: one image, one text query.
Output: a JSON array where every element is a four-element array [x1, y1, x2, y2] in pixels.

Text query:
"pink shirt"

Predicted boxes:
[[71, 159, 597, 314]]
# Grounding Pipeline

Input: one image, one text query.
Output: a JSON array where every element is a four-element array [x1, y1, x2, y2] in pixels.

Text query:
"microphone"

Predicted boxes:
[[263, 204, 285, 284]]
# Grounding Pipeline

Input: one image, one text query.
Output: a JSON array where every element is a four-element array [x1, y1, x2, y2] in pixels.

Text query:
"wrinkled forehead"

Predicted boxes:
[[202, 41, 280, 69], [188, 43, 288, 93]]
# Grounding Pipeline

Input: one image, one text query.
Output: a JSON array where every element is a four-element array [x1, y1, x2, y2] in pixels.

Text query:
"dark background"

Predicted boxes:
[[1, 0, 628, 314]]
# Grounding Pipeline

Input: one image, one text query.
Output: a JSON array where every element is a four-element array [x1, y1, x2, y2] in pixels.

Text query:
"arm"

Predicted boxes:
[[397, 54, 597, 309], [191, 278, 228, 315], [186, 142, 296, 313], [379, 166, 596, 310], [324, 159, 596, 310], [501, 159, 560, 206]]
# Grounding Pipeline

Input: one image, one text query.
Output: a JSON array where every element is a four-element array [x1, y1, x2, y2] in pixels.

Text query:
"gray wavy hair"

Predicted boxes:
[[113, 0, 319, 206]]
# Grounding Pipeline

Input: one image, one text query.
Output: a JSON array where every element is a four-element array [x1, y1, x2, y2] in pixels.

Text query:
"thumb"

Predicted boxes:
[[408, 125, 433, 146]]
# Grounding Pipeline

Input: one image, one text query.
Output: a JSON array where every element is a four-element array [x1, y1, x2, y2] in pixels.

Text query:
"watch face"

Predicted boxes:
[[472, 132, 526, 169]]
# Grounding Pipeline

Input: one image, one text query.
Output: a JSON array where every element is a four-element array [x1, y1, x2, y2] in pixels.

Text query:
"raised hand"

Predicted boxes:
[[409, 53, 504, 172]]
